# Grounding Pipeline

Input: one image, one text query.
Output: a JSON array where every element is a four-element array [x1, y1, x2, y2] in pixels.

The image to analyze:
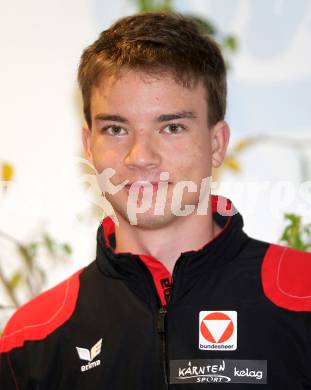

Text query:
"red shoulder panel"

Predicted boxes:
[[0, 268, 84, 353], [261, 244, 311, 311]]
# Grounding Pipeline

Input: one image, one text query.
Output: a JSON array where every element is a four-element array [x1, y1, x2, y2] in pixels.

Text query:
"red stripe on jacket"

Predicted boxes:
[[262, 244, 311, 311], [0, 269, 83, 353]]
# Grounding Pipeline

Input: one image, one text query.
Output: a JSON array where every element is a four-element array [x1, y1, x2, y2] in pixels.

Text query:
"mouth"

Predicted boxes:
[[125, 181, 170, 193]]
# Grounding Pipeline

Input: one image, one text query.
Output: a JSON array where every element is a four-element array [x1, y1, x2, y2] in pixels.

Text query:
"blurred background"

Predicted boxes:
[[0, 0, 311, 327]]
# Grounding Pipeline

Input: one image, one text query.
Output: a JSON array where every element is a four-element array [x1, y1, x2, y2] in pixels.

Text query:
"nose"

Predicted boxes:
[[124, 132, 161, 170]]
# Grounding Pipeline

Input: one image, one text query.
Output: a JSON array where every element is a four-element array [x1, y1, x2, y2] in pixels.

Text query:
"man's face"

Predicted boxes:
[[83, 69, 229, 228]]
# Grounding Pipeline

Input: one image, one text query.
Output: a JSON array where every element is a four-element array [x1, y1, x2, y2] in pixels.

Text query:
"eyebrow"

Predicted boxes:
[[95, 114, 129, 123], [156, 111, 197, 122], [94, 110, 197, 123]]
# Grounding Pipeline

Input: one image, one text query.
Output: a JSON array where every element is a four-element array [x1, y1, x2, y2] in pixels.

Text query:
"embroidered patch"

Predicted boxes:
[[199, 311, 237, 351], [170, 359, 267, 384]]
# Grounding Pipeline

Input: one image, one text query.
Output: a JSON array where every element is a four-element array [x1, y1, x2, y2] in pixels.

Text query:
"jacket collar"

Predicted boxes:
[[95, 195, 249, 307]]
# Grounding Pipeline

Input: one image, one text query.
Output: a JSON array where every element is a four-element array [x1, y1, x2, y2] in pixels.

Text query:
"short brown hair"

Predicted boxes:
[[78, 11, 227, 128]]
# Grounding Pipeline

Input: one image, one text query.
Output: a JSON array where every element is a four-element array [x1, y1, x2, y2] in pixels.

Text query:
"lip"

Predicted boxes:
[[125, 182, 170, 192]]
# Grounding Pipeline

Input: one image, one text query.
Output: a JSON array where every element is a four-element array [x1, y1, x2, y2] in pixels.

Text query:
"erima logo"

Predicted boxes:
[[199, 311, 237, 350], [76, 338, 102, 372]]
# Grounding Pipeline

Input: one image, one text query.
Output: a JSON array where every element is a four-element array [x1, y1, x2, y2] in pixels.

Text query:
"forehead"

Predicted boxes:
[[91, 69, 208, 116], [96, 67, 201, 89]]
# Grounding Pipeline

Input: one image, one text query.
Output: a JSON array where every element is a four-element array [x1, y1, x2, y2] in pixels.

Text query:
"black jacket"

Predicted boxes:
[[1, 195, 311, 389]]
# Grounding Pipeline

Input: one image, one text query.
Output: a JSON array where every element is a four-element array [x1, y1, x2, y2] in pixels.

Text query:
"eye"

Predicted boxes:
[[101, 125, 127, 136], [162, 123, 186, 134]]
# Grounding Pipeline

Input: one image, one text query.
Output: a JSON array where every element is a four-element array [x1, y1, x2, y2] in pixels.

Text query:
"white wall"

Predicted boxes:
[[192, 0, 311, 240], [0, 0, 135, 307]]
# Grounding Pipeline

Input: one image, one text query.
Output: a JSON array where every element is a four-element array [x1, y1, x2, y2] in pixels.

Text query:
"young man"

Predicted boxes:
[[1, 12, 311, 389]]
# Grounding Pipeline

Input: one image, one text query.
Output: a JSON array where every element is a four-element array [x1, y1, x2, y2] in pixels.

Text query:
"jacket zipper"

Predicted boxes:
[[135, 256, 183, 389], [156, 259, 182, 389], [157, 305, 168, 389]]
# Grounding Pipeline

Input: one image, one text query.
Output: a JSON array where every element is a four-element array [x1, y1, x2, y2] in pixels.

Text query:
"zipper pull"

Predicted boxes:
[[157, 306, 167, 334]]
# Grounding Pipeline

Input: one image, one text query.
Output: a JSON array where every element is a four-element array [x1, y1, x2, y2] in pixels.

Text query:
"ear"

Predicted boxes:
[[210, 120, 230, 168], [82, 123, 93, 164]]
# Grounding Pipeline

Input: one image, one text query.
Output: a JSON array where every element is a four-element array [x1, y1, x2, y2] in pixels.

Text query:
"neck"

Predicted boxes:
[[114, 208, 219, 274]]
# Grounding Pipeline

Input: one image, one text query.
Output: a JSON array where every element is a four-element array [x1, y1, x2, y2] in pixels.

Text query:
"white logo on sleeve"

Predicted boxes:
[[76, 338, 102, 372], [199, 311, 237, 351]]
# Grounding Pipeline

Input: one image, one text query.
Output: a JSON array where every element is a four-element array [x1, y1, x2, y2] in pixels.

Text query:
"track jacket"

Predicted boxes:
[[1, 195, 311, 389]]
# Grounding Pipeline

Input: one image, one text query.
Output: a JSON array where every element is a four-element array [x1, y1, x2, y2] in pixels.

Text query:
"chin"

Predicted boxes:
[[107, 192, 201, 229], [134, 213, 177, 230], [117, 206, 179, 230]]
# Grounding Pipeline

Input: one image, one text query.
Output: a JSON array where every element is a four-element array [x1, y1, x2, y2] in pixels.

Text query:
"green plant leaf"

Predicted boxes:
[[223, 35, 238, 51], [27, 242, 39, 258], [8, 272, 22, 291], [43, 234, 55, 255], [18, 245, 33, 267], [62, 243, 72, 255], [187, 15, 217, 35], [279, 213, 311, 251]]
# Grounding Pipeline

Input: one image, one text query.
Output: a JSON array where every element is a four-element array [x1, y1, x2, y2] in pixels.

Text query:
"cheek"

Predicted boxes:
[[173, 138, 211, 169], [91, 143, 121, 173]]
